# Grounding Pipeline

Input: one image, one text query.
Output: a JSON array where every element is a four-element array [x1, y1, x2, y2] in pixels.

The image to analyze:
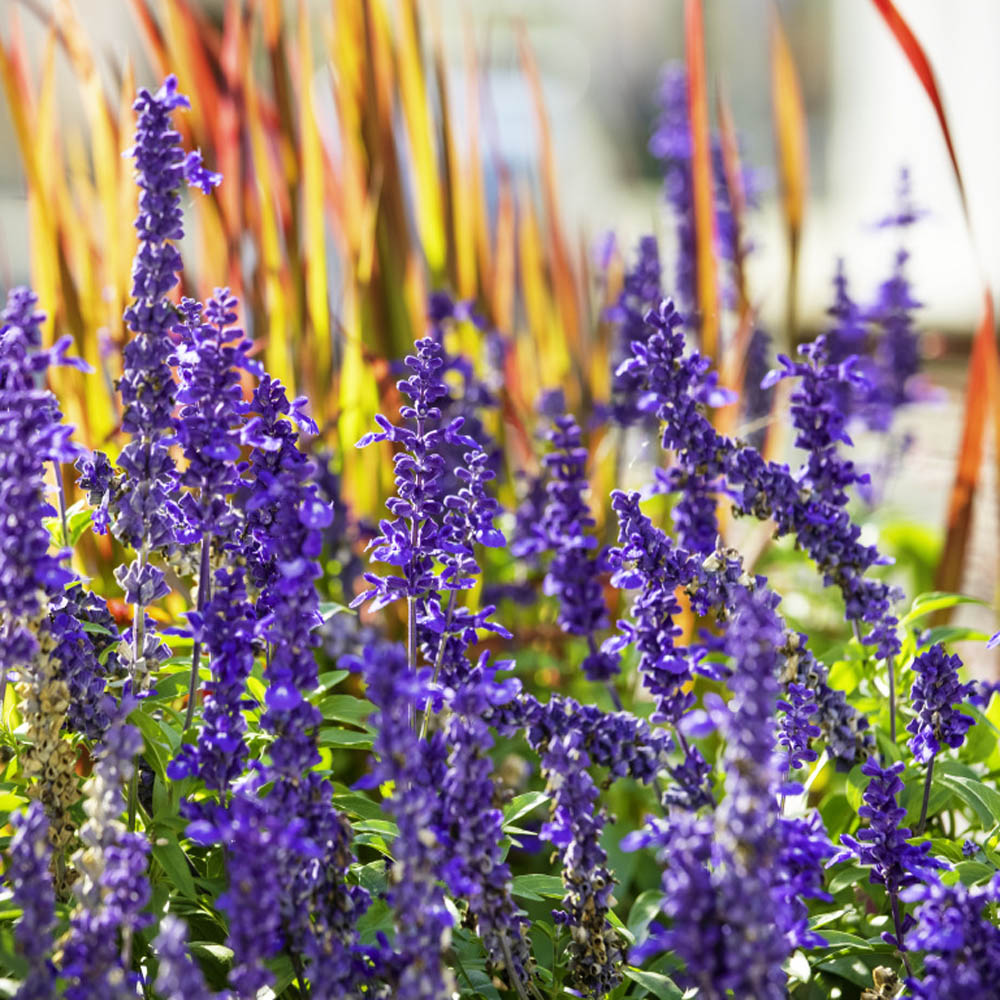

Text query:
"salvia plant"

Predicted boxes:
[[1, 33, 999, 1000]]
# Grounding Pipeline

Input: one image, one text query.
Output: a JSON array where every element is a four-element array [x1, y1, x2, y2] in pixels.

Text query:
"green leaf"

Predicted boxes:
[[811, 930, 873, 950], [901, 591, 988, 626], [936, 773, 1000, 829], [356, 898, 393, 941], [954, 861, 995, 885], [317, 728, 373, 750], [318, 601, 353, 622], [316, 694, 374, 729], [0, 792, 28, 814], [921, 625, 991, 646], [845, 763, 867, 814], [958, 705, 999, 765], [189, 942, 234, 969], [511, 874, 564, 901], [627, 889, 664, 945], [828, 863, 869, 895], [502, 791, 549, 828], [621, 966, 684, 999], [353, 819, 399, 838], [786, 950, 811, 983], [129, 710, 171, 783], [333, 791, 385, 821], [79, 619, 113, 638], [151, 838, 197, 899]]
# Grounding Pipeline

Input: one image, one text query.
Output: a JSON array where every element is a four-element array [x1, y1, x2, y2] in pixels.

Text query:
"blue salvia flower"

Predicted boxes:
[[831, 757, 947, 948], [604, 490, 698, 724], [0, 288, 79, 668], [906, 644, 975, 764], [108, 75, 219, 554], [902, 874, 1000, 999], [173, 288, 260, 543], [618, 298, 903, 660], [824, 262, 877, 424], [762, 336, 871, 508], [426, 292, 503, 490], [0, 287, 86, 866], [649, 65, 750, 319], [52, 587, 122, 740], [237, 376, 375, 996], [152, 916, 221, 1000], [168, 565, 257, 791], [607, 235, 663, 426], [351, 642, 455, 1000], [740, 325, 774, 450], [775, 813, 834, 949], [868, 168, 924, 417], [354, 336, 474, 613], [508, 469, 549, 566], [243, 374, 330, 776], [76, 76, 219, 690], [8, 802, 58, 1000], [539, 732, 623, 997], [539, 415, 620, 683], [624, 589, 793, 999], [779, 630, 873, 771], [776, 682, 821, 778], [438, 668, 532, 988], [61, 701, 151, 1000], [168, 288, 261, 790], [188, 792, 304, 997]]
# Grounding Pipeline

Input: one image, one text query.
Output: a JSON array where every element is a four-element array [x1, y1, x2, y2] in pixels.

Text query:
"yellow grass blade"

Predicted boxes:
[[397, 0, 446, 278], [298, 0, 332, 388]]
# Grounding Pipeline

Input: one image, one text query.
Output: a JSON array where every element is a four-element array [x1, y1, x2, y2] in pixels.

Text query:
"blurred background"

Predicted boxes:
[[0, 0, 997, 669]]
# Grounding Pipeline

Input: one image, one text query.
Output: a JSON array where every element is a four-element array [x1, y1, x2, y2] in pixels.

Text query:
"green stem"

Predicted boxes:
[[890, 892, 913, 977], [419, 590, 457, 741], [917, 755, 935, 835], [183, 534, 212, 732]]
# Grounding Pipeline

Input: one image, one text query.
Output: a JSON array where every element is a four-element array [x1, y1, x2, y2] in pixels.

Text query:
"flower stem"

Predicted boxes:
[[889, 892, 913, 976], [183, 534, 212, 732], [917, 755, 935, 835], [499, 930, 531, 1000], [53, 460, 69, 548], [127, 542, 149, 833], [887, 655, 898, 743], [419, 590, 457, 741]]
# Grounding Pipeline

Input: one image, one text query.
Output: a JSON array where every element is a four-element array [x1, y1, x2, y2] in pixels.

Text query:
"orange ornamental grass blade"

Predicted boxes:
[[715, 83, 750, 329], [868, 0, 999, 600], [684, 0, 719, 363], [770, 3, 807, 345], [935, 292, 997, 594], [869, 0, 968, 219], [516, 25, 579, 359]]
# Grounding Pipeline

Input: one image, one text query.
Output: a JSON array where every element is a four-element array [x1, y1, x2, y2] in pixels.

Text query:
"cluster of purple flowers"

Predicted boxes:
[[3, 65, 994, 1000], [617, 297, 903, 660], [831, 757, 947, 948], [903, 875, 1000, 998], [537, 414, 619, 683], [906, 643, 976, 763]]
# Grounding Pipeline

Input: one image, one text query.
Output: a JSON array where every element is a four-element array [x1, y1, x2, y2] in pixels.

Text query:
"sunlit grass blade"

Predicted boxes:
[[517, 26, 579, 362], [684, 0, 719, 363], [298, 0, 331, 395], [935, 293, 998, 596], [770, 2, 807, 351]]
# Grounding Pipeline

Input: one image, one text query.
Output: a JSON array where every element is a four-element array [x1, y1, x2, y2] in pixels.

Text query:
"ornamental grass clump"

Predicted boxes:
[[0, 23, 998, 999]]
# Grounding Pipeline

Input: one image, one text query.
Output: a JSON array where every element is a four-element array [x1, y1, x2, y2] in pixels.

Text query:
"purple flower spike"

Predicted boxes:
[[906, 644, 975, 763]]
